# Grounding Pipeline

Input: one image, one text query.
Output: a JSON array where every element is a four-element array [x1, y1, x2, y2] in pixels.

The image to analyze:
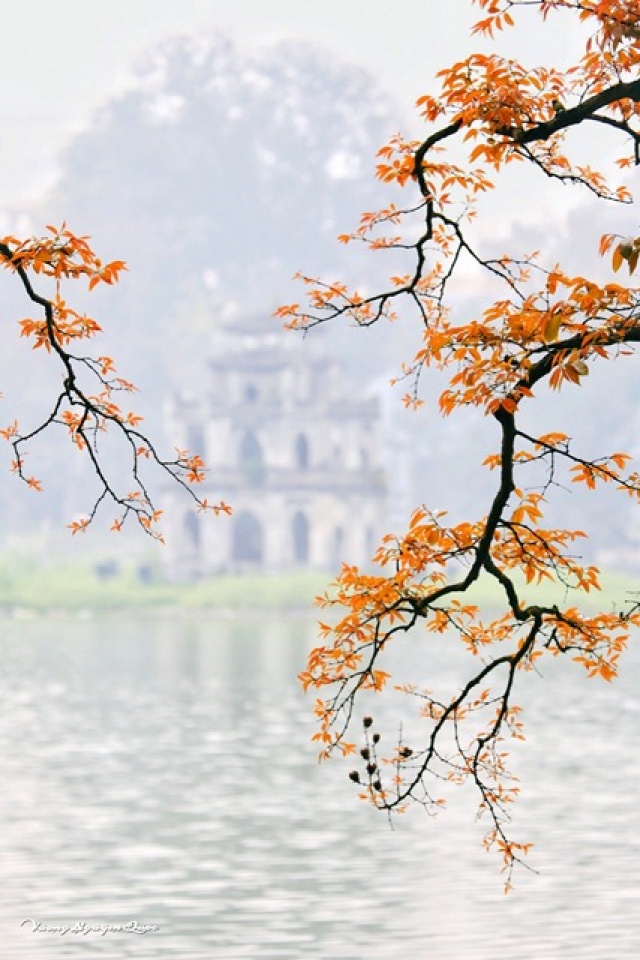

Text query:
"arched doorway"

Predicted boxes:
[[292, 511, 309, 563], [232, 511, 263, 562], [184, 511, 201, 552], [239, 430, 265, 486], [295, 433, 309, 471]]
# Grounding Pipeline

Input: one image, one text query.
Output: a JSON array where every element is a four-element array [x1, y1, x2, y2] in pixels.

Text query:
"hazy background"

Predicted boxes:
[[0, 7, 639, 958], [0, 0, 638, 570]]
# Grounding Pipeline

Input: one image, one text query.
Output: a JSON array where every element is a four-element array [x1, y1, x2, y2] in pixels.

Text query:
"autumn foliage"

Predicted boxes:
[[0, 224, 230, 534], [277, 0, 640, 887]]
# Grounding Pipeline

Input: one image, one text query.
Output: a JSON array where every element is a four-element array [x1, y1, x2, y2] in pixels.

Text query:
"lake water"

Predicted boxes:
[[0, 614, 638, 959]]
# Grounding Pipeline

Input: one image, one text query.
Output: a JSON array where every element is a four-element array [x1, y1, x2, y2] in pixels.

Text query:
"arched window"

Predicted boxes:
[[295, 433, 309, 471], [292, 511, 309, 563], [239, 430, 265, 486], [239, 429, 261, 464], [232, 511, 263, 562], [184, 511, 201, 552], [187, 424, 205, 458]]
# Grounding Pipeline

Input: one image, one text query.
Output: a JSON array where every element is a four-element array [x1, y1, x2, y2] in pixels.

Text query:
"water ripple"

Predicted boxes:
[[0, 616, 638, 958]]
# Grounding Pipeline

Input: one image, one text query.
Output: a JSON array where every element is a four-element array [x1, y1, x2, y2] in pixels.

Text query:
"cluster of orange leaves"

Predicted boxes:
[[0, 223, 231, 536], [287, 0, 640, 885]]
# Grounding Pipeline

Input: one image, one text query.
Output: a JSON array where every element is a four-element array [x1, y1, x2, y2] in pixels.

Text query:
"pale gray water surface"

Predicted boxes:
[[0, 615, 638, 958]]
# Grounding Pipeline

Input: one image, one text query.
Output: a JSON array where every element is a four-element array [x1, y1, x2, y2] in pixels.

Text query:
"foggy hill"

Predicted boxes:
[[1, 30, 638, 571], [41, 33, 414, 394], [0, 32, 414, 543]]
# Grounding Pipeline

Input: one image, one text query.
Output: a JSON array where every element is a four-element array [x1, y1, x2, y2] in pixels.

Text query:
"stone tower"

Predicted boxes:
[[164, 319, 387, 578]]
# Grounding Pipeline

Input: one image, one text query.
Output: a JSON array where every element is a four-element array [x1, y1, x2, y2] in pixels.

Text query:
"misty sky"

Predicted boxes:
[[0, 1, 637, 557], [1, 0, 588, 214]]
